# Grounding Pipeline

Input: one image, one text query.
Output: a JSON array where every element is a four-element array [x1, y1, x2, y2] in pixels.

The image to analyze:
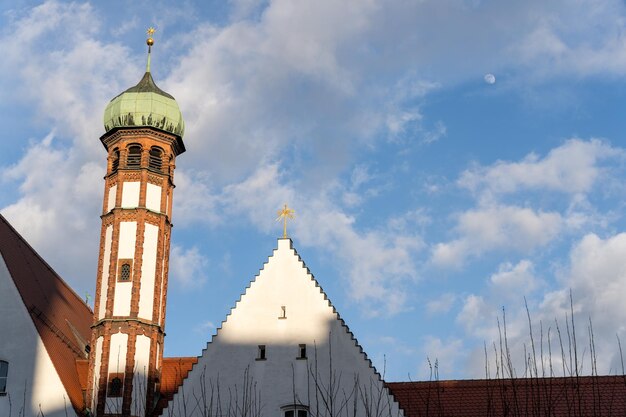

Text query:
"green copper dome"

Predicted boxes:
[[103, 71, 185, 137]]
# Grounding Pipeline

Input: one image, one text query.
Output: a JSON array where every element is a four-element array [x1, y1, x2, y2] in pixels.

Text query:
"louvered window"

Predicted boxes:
[[111, 150, 120, 173], [127, 145, 142, 168], [0, 360, 8, 394], [149, 147, 163, 171]]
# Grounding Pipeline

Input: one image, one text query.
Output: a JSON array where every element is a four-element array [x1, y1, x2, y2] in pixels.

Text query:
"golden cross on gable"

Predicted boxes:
[[276, 204, 295, 238]]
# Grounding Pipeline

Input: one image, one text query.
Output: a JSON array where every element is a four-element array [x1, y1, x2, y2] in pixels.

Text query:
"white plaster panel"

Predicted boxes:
[[146, 183, 162, 212], [105, 332, 128, 414], [117, 221, 137, 259], [121, 181, 140, 208], [113, 280, 132, 316], [157, 261, 164, 324], [107, 184, 117, 212], [169, 239, 403, 417], [92, 336, 104, 411], [113, 222, 135, 317], [0, 254, 72, 417], [131, 335, 151, 414], [107, 332, 128, 375], [98, 225, 113, 320], [138, 224, 158, 320]]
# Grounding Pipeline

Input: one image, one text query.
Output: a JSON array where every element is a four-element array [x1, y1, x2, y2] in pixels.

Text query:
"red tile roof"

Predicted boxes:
[[153, 357, 198, 416], [388, 376, 626, 417], [0, 214, 94, 415]]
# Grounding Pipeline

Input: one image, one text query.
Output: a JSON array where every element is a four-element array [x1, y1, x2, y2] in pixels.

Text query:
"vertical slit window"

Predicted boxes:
[[127, 145, 142, 168], [0, 360, 8, 394], [149, 147, 163, 171], [257, 345, 266, 360], [298, 344, 307, 359]]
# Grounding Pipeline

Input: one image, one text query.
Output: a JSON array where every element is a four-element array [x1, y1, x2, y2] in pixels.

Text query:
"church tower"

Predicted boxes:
[[88, 29, 185, 417]]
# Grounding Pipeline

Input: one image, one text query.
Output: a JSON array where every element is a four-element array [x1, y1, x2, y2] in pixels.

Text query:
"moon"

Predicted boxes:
[[484, 73, 496, 84]]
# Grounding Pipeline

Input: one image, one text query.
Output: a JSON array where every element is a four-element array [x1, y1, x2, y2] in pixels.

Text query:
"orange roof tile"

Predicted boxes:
[[153, 357, 197, 416], [0, 214, 94, 415], [388, 375, 626, 417]]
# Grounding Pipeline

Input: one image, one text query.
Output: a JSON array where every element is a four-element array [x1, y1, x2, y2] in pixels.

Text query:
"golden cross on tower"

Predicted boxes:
[[276, 204, 295, 238]]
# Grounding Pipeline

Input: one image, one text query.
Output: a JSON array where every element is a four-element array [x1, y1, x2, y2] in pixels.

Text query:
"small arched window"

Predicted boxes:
[[118, 259, 133, 282], [0, 360, 8, 394], [126, 145, 142, 168], [282, 406, 308, 417], [149, 147, 163, 171], [108, 373, 123, 397]]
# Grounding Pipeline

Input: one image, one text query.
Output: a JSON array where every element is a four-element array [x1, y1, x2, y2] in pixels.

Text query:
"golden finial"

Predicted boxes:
[[276, 203, 295, 239], [145, 27, 155, 72], [146, 27, 156, 46]]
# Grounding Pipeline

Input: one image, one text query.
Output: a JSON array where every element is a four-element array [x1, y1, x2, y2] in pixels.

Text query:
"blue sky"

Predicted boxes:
[[2, 0, 626, 382]]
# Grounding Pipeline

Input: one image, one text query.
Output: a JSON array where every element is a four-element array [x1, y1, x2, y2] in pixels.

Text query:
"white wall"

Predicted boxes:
[[91, 336, 103, 412], [131, 335, 150, 415], [0, 255, 75, 417], [107, 184, 117, 213], [169, 240, 403, 417], [146, 184, 161, 212], [121, 182, 140, 208], [105, 332, 128, 414], [138, 224, 158, 320], [117, 222, 137, 259], [113, 222, 136, 316], [98, 226, 113, 320]]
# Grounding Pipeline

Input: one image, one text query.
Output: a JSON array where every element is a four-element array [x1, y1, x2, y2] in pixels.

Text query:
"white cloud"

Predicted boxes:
[[1, 132, 102, 290], [544, 233, 626, 366], [218, 164, 424, 315], [170, 245, 210, 288], [3, 1, 626, 361], [194, 320, 216, 335], [422, 121, 447, 144], [458, 139, 623, 196], [452, 233, 626, 378], [489, 260, 538, 298], [420, 336, 465, 379], [432, 205, 562, 267], [426, 293, 457, 314], [0, 2, 140, 293]]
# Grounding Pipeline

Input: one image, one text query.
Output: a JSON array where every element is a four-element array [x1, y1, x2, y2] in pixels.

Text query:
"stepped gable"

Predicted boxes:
[[178, 238, 386, 380], [387, 376, 626, 417], [0, 214, 93, 414], [165, 238, 401, 415]]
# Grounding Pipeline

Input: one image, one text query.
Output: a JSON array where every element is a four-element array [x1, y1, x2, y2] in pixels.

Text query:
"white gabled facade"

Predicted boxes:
[[0, 254, 74, 417], [168, 238, 403, 417]]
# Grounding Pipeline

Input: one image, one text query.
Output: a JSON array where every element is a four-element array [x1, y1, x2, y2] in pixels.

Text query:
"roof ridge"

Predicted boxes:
[[0, 213, 93, 314]]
